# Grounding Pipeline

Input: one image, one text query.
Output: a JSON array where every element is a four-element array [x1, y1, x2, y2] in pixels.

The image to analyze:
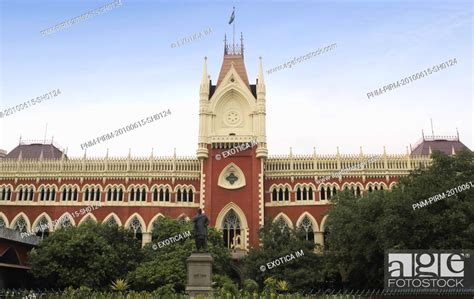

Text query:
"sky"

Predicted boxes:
[[0, 0, 472, 158]]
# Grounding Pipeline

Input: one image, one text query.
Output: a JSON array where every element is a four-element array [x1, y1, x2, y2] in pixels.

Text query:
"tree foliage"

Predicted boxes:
[[127, 216, 232, 292], [28, 220, 143, 289], [245, 218, 324, 293], [324, 150, 474, 289]]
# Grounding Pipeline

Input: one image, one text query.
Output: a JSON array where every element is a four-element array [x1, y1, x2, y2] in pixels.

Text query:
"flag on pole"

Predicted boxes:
[[228, 8, 235, 24]]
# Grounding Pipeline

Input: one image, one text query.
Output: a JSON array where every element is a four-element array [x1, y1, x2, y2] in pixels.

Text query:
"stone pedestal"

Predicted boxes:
[[185, 252, 214, 297]]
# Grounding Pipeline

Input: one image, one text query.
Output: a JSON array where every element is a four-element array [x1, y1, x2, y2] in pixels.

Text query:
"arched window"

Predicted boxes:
[[332, 186, 337, 198], [129, 187, 147, 202], [296, 187, 302, 201], [0, 217, 6, 228], [308, 187, 313, 200], [189, 190, 194, 202], [84, 186, 101, 201], [284, 188, 289, 201], [13, 216, 28, 233], [106, 186, 124, 201], [272, 189, 277, 201], [35, 217, 50, 239], [38, 188, 49, 201], [368, 186, 373, 193], [57, 215, 73, 230], [128, 217, 143, 242], [356, 186, 361, 197], [176, 186, 193, 202], [61, 186, 79, 201], [275, 216, 290, 233], [105, 216, 119, 227], [299, 216, 314, 242], [320, 188, 326, 200], [0, 186, 12, 201], [222, 210, 241, 249], [152, 186, 171, 202]]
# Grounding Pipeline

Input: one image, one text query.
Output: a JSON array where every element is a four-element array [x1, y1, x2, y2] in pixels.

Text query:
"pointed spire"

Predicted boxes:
[[359, 146, 363, 156], [18, 150, 23, 161], [336, 146, 340, 156], [451, 145, 456, 155], [83, 149, 87, 159], [428, 145, 432, 155], [105, 148, 109, 159], [39, 149, 44, 161], [406, 146, 409, 156], [150, 148, 154, 159], [128, 148, 131, 159], [200, 57, 209, 96], [456, 127, 459, 140], [258, 56, 265, 85], [173, 147, 177, 158]]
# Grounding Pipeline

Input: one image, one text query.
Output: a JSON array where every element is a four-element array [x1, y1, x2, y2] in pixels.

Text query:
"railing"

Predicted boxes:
[[265, 153, 432, 177], [0, 156, 201, 178]]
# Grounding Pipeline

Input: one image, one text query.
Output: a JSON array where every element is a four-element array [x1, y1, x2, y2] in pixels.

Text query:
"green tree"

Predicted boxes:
[[245, 218, 324, 293], [28, 220, 143, 289], [127, 216, 232, 292], [324, 150, 474, 289]]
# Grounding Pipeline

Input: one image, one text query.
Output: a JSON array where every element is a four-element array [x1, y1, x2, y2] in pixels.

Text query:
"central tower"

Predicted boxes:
[[197, 35, 267, 251]]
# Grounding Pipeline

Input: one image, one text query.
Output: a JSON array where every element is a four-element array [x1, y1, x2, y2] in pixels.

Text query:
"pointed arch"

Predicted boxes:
[[215, 202, 249, 230], [215, 202, 249, 250], [32, 213, 53, 231], [10, 212, 31, 232], [147, 213, 166, 232], [296, 212, 319, 232], [176, 213, 190, 222], [273, 212, 293, 229], [0, 212, 9, 228], [124, 213, 146, 233], [320, 215, 329, 232], [54, 212, 76, 230], [389, 182, 397, 190], [102, 213, 122, 227], [78, 214, 98, 226]]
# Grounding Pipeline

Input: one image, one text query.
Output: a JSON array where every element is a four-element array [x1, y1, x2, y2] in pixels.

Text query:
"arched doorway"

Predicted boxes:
[[222, 210, 242, 249], [216, 203, 248, 252]]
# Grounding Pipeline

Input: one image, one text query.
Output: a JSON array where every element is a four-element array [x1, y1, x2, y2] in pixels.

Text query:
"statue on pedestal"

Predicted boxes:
[[192, 208, 209, 252]]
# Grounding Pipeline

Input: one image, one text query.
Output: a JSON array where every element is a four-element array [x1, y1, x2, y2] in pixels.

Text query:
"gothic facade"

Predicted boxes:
[[0, 38, 469, 256]]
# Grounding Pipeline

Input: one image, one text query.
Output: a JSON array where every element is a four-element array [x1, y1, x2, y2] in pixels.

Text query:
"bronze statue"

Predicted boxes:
[[192, 208, 209, 252]]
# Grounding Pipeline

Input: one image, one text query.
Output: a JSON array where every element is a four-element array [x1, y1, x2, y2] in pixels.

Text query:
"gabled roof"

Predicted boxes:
[[410, 135, 471, 156], [217, 54, 250, 87], [216, 41, 251, 91], [5, 141, 65, 160]]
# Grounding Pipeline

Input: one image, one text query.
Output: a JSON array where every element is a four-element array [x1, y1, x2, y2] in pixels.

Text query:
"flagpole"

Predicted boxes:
[[232, 7, 235, 48]]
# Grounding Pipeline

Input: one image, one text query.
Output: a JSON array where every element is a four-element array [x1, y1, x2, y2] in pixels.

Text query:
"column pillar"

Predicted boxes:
[[142, 232, 152, 247]]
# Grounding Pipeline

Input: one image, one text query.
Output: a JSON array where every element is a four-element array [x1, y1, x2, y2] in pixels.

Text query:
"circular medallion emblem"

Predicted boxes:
[[224, 109, 241, 126]]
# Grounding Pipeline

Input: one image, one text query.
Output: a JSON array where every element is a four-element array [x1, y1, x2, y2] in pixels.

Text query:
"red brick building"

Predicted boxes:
[[0, 38, 470, 256]]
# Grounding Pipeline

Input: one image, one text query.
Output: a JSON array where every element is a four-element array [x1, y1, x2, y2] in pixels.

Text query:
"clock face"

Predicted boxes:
[[224, 109, 242, 127]]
